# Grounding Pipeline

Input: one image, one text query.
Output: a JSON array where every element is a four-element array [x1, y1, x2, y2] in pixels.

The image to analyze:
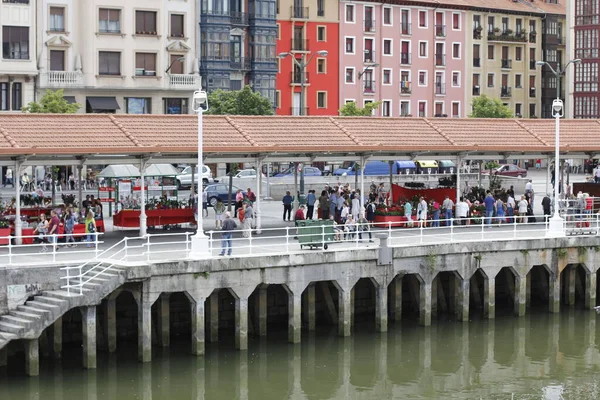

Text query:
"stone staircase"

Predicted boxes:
[[0, 267, 127, 351]]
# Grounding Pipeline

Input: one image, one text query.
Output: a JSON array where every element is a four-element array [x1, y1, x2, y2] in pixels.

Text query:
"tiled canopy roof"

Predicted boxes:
[[0, 114, 598, 156]]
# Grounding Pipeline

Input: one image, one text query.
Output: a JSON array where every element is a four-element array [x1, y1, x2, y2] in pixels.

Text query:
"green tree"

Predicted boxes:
[[22, 89, 80, 113], [205, 85, 274, 115], [469, 95, 513, 118], [339, 101, 382, 116]]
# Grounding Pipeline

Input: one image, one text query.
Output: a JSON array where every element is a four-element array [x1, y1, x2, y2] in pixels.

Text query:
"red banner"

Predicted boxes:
[[391, 184, 457, 204]]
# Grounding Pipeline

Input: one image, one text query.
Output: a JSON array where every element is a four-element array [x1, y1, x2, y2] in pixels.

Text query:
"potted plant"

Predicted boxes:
[[0, 219, 10, 245], [373, 203, 408, 227]]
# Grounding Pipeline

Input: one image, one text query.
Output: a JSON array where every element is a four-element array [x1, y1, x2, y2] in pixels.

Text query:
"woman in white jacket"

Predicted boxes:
[[351, 194, 361, 220]]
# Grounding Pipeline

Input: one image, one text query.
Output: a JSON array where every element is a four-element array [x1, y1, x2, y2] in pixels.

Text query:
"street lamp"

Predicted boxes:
[[165, 56, 185, 74], [279, 50, 328, 208], [189, 89, 210, 258], [536, 58, 581, 237]]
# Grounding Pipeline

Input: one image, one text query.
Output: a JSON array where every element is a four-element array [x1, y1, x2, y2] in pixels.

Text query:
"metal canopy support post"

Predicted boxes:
[[360, 155, 365, 211], [14, 160, 23, 244], [255, 158, 262, 234], [139, 158, 147, 237], [546, 156, 551, 197], [456, 156, 461, 203], [77, 163, 83, 212], [293, 163, 299, 212], [191, 163, 195, 203], [264, 163, 272, 200]]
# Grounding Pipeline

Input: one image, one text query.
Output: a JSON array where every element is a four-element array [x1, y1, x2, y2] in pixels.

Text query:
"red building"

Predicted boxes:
[[276, 0, 339, 115]]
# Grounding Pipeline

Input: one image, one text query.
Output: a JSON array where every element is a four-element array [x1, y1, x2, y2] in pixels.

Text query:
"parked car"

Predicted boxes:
[[334, 160, 416, 176], [176, 165, 214, 189], [485, 164, 528, 178], [274, 166, 322, 177], [205, 184, 245, 207], [215, 168, 264, 182]]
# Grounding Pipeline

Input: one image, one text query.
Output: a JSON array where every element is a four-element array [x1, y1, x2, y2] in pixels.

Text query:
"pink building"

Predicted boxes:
[[339, 1, 466, 117]]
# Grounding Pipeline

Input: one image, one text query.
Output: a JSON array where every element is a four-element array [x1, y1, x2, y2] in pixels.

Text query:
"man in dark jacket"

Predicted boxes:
[[542, 194, 552, 221], [282, 191, 293, 221]]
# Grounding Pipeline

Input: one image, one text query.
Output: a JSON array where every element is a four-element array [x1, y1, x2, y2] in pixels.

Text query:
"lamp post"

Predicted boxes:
[[278, 50, 328, 208], [165, 56, 185, 74], [536, 59, 581, 237], [189, 89, 210, 258]]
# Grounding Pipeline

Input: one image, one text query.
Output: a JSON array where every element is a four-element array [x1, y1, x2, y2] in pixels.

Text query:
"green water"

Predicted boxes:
[[2, 310, 600, 399]]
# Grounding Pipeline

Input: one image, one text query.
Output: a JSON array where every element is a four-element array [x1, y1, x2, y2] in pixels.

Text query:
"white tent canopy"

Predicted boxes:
[[97, 164, 180, 178]]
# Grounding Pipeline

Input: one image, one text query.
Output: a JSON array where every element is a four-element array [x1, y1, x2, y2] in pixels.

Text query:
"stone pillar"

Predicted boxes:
[[306, 283, 316, 331], [235, 297, 249, 350], [526, 273, 532, 307], [549, 273, 560, 313], [457, 277, 470, 322], [350, 289, 355, 328], [53, 316, 62, 359], [82, 306, 97, 369], [338, 289, 352, 337], [585, 271, 596, 309], [158, 293, 170, 347], [375, 284, 388, 332], [288, 294, 302, 344], [568, 267, 576, 307], [190, 295, 206, 356], [257, 287, 267, 336], [419, 282, 432, 326], [484, 277, 495, 319], [209, 291, 219, 342], [24, 338, 39, 376], [0, 346, 7, 367], [431, 279, 438, 318], [515, 275, 527, 317], [105, 298, 117, 353], [137, 291, 159, 363], [391, 277, 402, 322]]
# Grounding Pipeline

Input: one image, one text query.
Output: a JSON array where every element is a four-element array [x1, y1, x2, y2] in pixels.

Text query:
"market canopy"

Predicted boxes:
[[97, 164, 180, 178]]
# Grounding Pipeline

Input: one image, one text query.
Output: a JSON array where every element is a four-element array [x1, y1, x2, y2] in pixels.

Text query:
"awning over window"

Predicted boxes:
[[86, 97, 120, 111], [64, 96, 76, 104]]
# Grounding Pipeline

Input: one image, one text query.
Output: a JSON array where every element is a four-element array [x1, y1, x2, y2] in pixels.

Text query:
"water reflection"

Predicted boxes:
[[1, 310, 600, 399]]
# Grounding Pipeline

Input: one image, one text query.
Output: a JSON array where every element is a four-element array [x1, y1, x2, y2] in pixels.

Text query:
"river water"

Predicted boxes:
[[1, 309, 600, 399]]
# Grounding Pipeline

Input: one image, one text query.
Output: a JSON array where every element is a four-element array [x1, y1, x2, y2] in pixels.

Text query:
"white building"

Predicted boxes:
[[37, 0, 200, 114], [0, 0, 38, 112]]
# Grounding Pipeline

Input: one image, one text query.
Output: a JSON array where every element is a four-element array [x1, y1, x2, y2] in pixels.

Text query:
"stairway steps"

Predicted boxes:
[[44, 290, 79, 300], [9, 311, 41, 321], [0, 332, 17, 340], [27, 301, 61, 311], [34, 296, 68, 306], [0, 321, 25, 335], [17, 306, 51, 317], [88, 277, 110, 283], [0, 315, 34, 325]]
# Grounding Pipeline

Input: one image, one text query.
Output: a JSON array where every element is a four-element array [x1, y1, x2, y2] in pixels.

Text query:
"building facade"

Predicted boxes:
[[0, 0, 38, 112], [37, 0, 200, 114], [276, 0, 339, 115]]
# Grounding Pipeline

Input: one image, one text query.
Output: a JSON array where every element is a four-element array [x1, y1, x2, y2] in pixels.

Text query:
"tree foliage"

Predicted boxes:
[[22, 89, 80, 113], [469, 95, 513, 118], [205, 85, 274, 115], [339, 101, 382, 116]]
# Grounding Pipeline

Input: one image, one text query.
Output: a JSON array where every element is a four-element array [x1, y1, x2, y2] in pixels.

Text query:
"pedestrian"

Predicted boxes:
[[33, 213, 49, 251], [202, 189, 208, 218], [344, 214, 357, 240], [69, 173, 75, 190], [417, 196, 428, 227], [518, 196, 529, 223], [4, 168, 13, 188], [306, 190, 316, 219], [455, 197, 469, 225], [282, 191, 293, 221], [525, 180, 533, 196], [294, 205, 306, 239], [336, 194, 345, 222], [536, 159, 541, 170], [318, 190, 330, 220], [242, 202, 253, 238], [340, 202, 350, 224], [507, 185, 515, 200], [219, 212, 237, 256], [404, 201, 413, 227], [377, 183, 385, 204], [366, 200, 376, 225], [431, 200, 440, 227], [484, 191, 495, 226], [495, 196, 506, 225], [84, 211, 97, 247], [357, 213, 373, 242], [351, 193, 360, 220], [246, 187, 256, 204], [64, 208, 77, 247], [442, 195, 454, 226], [214, 198, 225, 229], [506, 194, 516, 223], [234, 189, 244, 218], [595, 167, 600, 183], [46, 210, 60, 250], [542, 194, 551, 221], [329, 191, 338, 221]]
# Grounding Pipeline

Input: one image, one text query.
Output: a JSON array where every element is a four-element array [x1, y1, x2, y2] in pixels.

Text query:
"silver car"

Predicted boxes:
[[176, 165, 214, 188]]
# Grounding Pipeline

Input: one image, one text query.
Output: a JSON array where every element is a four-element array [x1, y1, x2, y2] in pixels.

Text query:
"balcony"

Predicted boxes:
[[363, 80, 375, 94], [290, 6, 309, 19], [472, 86, 480, 96], [530, 60, 536, 70], [290, 107, 309, 116], [401, 22, 411, 35], [291, 38, 309, 52], [435, 82, 446, 95], [529, 32, 537, 43], [473, 57, 481, 67], [400, 52, 411, 65], [290, 71, 309, 85], [529, 87, 536, 98], [435, 53, 445, 66], [488, 30, 527, 43], [501, 59, 512, 69], [230, 57, 251, 70], [364, 19, 375, 33], [364, 50, 376, 64], [473, 27, 483, 39], [230, 11, 249, 25], [41, 71, 83, 88], [501, 86, 512, 97], [169, 74, 201, 89], [435, 24, 446, 37], [400, 81, 411, 94]]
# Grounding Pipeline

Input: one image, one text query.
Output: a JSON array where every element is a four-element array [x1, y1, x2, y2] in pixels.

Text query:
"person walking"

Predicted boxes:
[[495, 197, 506, 225], [33, 213, 49, 252], [282, 191, 293, 221], [84, 211, 97, 247], [506, 194, 516, 223], [64, 208, 77, 247], [365, 200, 376, 225], [202, 190, 209, 218], [518, 196, 529, 223], [351, 193, 361, 221], [234, 189, 244, 218], [242, 202, 253, 238], [357, 213, 373, 242], [318, 190, 330, 220], [214, 198, 225, 229], [484, 191, 495, 226], [219, 212, 237, 256], [442, 195, 454, 226], [417, 197, 428, 227], [404, 201, 413, 228], [432, 200, 440, 227], [4, 168, 13, 188], [542, 194, 551, 221], [306, 190, 316, 219], [455, 197, 469, 225]]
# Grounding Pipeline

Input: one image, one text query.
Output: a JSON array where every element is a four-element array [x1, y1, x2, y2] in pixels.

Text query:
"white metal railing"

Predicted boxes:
[[169, 74, 200, 87], [46, 71, 83, 86]]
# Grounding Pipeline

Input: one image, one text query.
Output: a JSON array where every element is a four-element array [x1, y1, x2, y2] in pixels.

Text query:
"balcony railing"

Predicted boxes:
[[290, 6, 309, 19], [400, 52, 411, 65], [363, 80, 376, 94], [435, 82, 446, 95], [472, 86, 480, 96], [530, 87, 536, 98], [488, 31, 527, 42], [169, 74, 201, 88], [364, 51, 375, 64], [401, 22, 411, 35], [230, 57, 251, 70], [501, 86, 512, 97], [291, 39, 309, 51], [400, 81, 411, 94], [364, 19, 375, 32], [290, 107, 309, 116], [2, 0, 29, 3], [473, 57, 481, 67], [529, 32, 537, 43], [435, 24, 446, 37], [290, 71, 309, 84], [530, 60, 536, 70], [230, 11, 249, 25], [473, 27, 483, 39], [501, 59, 512, 69], [43, 71, 83, 88], [435, 53, 445, 66]]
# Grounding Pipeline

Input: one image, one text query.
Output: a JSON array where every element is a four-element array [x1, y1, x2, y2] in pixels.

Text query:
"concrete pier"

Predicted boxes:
[[82, 306, 97, 369], [209, 291, 219, 342], [158, 293, 170, 347], [375, 284, 388, 332], [188, 292, 206, 356], [306, 284, 316, 331], [53, 316, 62, 359], [105, 298, 117, 353], [338, 290, 351, 337], [288, 293, 302, 343], [235, 296, 248, 350], [484, 277, 495, 319], [24, 338, 39, 376], [420, 283, 432, 327], [257, 287, 268, 336]]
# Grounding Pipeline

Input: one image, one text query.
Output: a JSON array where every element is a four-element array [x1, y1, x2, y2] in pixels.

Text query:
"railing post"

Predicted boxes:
[[249, 228, 253, 255], [208, 231, 213, 255], [286, 227, 290, 253], [419, 223, 424, 244], [184, 232, 190, 253], [79, 266, 83, 296], [322, 225, 325, 249], [514, 217, 517, 239], [388, 221, 392, 247], [124, 237, 129, 260], [355, 225, 360, 248], [480, 217, 485, 240], [52, 234, 57, 263], [450, 222, 454, 243], [146, 235, 151, 262], [66, 267, 71, 296], [7, 234, 12, 265], [94, 233, 100, 258]]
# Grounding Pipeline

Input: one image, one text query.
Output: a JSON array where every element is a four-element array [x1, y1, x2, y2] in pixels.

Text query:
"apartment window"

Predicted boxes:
[[383, 39, 392, 55], [418, 101, 426, 117], [2, 26, 29, 60], [515, 103, 522, 117], [452, 13, 460, 30], [275, 91, 280, 108], [169, 54, 184, 74], [452, 43, 460, 59], [383, 69, 391, 84], [317, 58, 326, 73], [135, 53, 156, 76], [164, 98, 188, 114], [383, 7, 391, 25], [452, 102, 459, 117], [473, 15, 481, 29], [345, 5, 354, 22], [317, 92, 327, 108], [317, 0, 324, 17], [502, 17, 509, 33], [0, 83, 8, 111], [419, 42, 427, 57], [487, 73, 494, 87], [126, 98, 151, 114], [452, 71, 459, 86], [49, 7, 65, 32], [317, 26, 326, 41], [99, 8, 121, 33], [488, 16, 494, 33], [400, 101, 410, 116], [170, 14, 184, 37], [50, 50, 65, 71], [136, 10, 157, 35], [345, 37, 354, 53], [419, 11, 426, 27], [383, 100, 391, 117], [418, 71, 427, 85], [488, 45, 494, 60], [529, 103, 536, 117], [345, 68, 354, 83], [515, 47, 522, 61], [515, 74, 522, 88], [11, 83, 21, 111], [99, 51, 121, 75]]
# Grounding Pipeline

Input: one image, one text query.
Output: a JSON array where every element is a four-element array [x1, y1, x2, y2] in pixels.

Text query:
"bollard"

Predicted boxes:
[[376, 233, 392, 265]]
